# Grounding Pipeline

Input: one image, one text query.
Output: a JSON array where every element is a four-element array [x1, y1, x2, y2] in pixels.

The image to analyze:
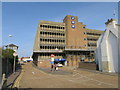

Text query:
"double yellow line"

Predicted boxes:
[[12, 68, 24, 88]]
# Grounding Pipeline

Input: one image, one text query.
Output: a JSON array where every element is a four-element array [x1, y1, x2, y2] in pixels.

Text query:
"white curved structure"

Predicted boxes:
[[96, 19, 119, 73]]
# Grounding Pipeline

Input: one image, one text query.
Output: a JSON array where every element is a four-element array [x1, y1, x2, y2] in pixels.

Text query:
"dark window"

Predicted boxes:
[[84, 44, 87, 47], [40, 39, 42, 41], [40, 46, 42, 49], [54, 26, 56, 29], [40, 25, 42, 27], [71, 21, 75, 24], [40, 32, 43, 34], [84, 38, 87, 40], [84, 32, 86, 34], [51, 26, 54, 28], [72, 25, 75, 28], [44, 25, 47, 28], [71, 17, 75, 20]]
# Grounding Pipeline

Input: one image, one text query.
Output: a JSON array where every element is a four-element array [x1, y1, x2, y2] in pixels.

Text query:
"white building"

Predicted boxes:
[[21, 56, 33, 62], [5, 44, 18, 53], [95, 19, 119, 73]]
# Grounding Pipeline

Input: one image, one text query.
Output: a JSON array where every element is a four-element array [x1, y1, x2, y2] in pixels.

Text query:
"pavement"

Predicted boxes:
[[60, 65, 119, 77], [13, 62, 119, 89], [32, 62, 73, 75], [6, 65, 22, 88]]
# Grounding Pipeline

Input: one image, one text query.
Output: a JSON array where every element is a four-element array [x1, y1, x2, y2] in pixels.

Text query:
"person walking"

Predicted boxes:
[[50, 55, 54, 71], [54, 62, 58, 71], [50, 63, 54, 71]]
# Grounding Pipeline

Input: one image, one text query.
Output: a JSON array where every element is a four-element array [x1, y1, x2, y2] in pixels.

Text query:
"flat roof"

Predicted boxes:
[[39, 20, 65, 26]]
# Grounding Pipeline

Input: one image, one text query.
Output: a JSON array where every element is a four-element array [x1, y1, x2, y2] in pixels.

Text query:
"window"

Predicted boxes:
[[40, 32, 43, 34], [84, 44, 87, 47], [71, 21, 75, 24], [40, 39, 42, 41], [84, 32, 86, 34], [71, 17, 75, 20], [72, 25, 75, 28], [84, 38, 87, 40]]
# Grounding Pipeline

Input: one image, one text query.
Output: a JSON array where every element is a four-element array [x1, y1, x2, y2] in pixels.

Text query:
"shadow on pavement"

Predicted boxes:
[[6, 64, 22, 88]]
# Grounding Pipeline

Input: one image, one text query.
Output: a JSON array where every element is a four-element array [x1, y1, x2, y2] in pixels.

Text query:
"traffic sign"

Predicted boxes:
[[13, 52, 17, 56]]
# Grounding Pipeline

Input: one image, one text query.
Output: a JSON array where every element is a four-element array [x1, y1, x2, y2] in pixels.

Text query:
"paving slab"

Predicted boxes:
[[6, 65, 22, 88]]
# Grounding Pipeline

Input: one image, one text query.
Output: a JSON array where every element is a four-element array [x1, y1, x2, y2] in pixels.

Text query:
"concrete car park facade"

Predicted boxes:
[[33, 15, 104, 67]]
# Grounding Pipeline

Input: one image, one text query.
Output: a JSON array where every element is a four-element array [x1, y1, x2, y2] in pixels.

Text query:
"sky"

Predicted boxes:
[[2, 2, 118, 57]]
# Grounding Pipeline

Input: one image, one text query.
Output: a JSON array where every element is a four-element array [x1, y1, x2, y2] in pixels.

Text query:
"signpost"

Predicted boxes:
[[13, 52, 17, 73]]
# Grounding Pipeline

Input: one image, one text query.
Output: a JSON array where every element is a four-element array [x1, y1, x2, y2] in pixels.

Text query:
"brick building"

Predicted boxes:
[[33, 15, 104, 67]]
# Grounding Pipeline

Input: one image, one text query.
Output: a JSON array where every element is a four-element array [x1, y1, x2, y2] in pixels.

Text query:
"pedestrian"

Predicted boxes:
[[54, 62, 58, 71], [56, 64, 58, 71], [50, 57, 54, 71], [50, 61, 54, 71]]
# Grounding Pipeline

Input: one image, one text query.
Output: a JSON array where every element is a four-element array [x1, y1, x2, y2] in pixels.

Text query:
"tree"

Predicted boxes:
[[2, 49, 15, 60], [2, 48, 19, 74], [2, 48, 15, 74]]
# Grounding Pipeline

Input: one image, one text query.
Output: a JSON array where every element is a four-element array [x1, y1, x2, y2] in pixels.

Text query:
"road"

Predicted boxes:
[[17, 62, 118, 88]]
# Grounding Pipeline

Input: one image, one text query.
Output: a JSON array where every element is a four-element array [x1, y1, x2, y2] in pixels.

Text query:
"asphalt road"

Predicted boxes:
[[18, 63, 118, 88]]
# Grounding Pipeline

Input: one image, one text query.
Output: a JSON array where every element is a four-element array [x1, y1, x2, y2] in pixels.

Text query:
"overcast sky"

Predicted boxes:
[[2, 2, 118, 57]]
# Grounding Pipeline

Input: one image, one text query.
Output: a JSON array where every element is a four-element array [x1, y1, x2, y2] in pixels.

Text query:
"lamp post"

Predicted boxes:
[[13, 51, 17, 73], [6, 35, 12, 77], [8, 35, 12, 49]]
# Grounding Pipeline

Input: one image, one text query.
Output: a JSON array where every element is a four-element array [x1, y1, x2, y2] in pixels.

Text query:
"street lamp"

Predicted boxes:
[[8, 35, 12, 48], [13, 51, 17, 73], [6, 35, 12, 77], [8, 35, 12, 37]]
